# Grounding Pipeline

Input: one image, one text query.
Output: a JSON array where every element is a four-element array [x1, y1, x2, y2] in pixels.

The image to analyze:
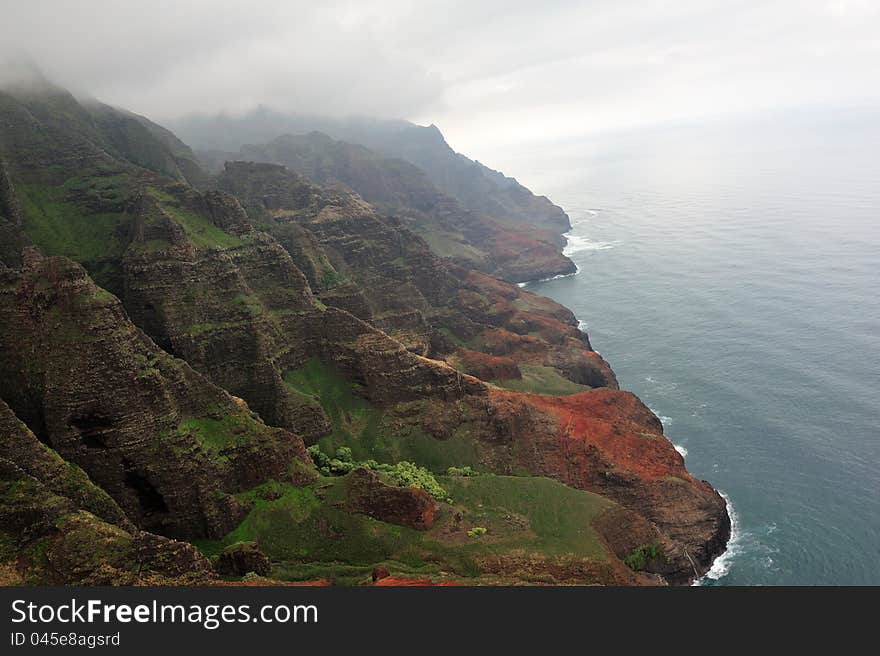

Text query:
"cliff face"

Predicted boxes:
[[232, 132, 576, 283], [0, 252, 311, 539], [215, 161, 617, 393], [175, 109, 578, 282], [0, 399, 214, 585], [0, 83, 729, 585], [173, 110, 571, 243]]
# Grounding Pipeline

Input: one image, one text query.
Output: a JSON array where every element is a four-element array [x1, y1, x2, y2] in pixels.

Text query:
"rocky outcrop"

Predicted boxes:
[[0, 398, 130, 529], [217, 541, 271, 577], [120, 186, 328, 439], [0, 457, 214, 585], [345, 468, 439, 530], [0, 395, 207, 585], [451, 348, 522, 381], [485, 389, 729, 579], [0, 160, 28, 268], [0, 252, 311, 539]]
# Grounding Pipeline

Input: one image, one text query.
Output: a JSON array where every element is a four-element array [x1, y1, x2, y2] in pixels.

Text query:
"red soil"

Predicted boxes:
[[495, 387, 690, 483], [371, 577, 461, 586]]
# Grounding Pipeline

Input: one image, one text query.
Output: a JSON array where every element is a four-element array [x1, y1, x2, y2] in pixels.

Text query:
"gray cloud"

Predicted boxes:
[[2, 0, 879, 165]]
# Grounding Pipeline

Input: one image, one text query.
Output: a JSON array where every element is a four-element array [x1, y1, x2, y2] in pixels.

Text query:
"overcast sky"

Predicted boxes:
[[2, 0, 879, 165]]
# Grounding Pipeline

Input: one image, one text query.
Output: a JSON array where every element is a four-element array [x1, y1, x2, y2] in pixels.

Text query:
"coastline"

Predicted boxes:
[[516, 264, 580, 288], [695, 491, 739, 585], [528, 221, 734, 584]]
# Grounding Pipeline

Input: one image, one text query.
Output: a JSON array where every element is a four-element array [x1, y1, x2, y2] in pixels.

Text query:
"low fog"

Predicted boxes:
[[2, 0, 879, 161]]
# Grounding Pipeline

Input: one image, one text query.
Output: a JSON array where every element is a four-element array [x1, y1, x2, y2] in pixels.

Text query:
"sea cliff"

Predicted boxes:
[[0, 81, 729, 586]]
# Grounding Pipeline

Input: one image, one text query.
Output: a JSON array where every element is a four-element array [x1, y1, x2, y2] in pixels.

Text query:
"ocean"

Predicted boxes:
[[516, 108, 880, 584]]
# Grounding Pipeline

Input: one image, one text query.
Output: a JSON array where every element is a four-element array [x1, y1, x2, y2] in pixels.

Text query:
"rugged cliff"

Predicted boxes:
[[175, 109, 577, 282], [232, 132, 576, 282], [0, 398, 215, 585], [0, 82, 728, 585]]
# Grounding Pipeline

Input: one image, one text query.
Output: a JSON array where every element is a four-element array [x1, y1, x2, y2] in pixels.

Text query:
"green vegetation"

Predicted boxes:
[[145, 187, 242, 250], [442, 475, 611, 559], [624, 544, 663, 571], [284, 359, 481, 470], [492, 364, 590, 396], [234, 293, 264, 317], [19, 183, 126, 262], [197, 478, 423, 578], [196, 472, 615, 584], [446, 466, 480, 477], [320, 263, 345, 288], [436, 327, 468, 347], [174, 408, 256, 454], [18, 175, 242, 265], [306, 443, 356, 476], [383, 461, 449, 502], [306, 444, 449, 502], [284, 357, 384, 457], [419, 227, 488, 265]]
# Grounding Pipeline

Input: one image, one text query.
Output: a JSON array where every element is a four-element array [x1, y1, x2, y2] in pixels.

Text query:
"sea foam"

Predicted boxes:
[[695, 491, 740, 584], [562, 234, 621, 256]]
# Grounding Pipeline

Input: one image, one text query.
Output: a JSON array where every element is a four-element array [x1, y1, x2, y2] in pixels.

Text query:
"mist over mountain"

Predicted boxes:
[[172, 107, 574, 279], [3, 1, 878, 172], [1, 0, 876, 591], [0, 72, 729, 586]]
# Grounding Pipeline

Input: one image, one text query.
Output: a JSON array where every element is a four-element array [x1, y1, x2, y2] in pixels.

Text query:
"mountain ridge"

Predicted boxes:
[[173, 108, 576, 282], [0, 82, 729, 586]]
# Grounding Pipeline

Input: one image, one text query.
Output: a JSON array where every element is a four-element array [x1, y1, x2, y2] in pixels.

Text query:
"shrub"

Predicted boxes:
[[304, 446, 450, 502], [306, 444, 331, 475], [328, 459, 355, 475], [624, 544, 662, 571], [447, 466, 479, 477], [385, 461, 450, 503], [467, 527, 488, 538]]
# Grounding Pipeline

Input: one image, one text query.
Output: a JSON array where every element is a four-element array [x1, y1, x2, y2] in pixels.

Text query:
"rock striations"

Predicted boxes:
[[0, 81, 729, 586]]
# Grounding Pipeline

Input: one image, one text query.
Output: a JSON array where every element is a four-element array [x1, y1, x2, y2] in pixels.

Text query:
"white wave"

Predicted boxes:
[[562, 234, 621, 256], [646, 405, 686, 456], [646, 405, 672, 428], [644, 375, 678, 393], [695, 491, 740, 584], [520, 265, 581, 287], [577, 319, 589, 331]]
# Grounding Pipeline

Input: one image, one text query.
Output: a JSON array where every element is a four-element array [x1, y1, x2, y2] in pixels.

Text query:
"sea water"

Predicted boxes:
[[516, 108, 880, 585]]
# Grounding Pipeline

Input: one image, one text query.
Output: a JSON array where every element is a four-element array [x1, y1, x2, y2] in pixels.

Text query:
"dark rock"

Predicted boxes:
[[346, 468, 439, 530], [217, 541, 271, 577], [0, 457, 214, 585], [0, 255, 310, 540]]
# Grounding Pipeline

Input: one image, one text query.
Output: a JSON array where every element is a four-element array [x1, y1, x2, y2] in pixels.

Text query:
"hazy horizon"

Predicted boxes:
[[2, 1, 880, 178]]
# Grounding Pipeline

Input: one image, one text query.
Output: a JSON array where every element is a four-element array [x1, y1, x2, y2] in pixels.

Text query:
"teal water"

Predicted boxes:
[[520, 110, 880, 585]]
